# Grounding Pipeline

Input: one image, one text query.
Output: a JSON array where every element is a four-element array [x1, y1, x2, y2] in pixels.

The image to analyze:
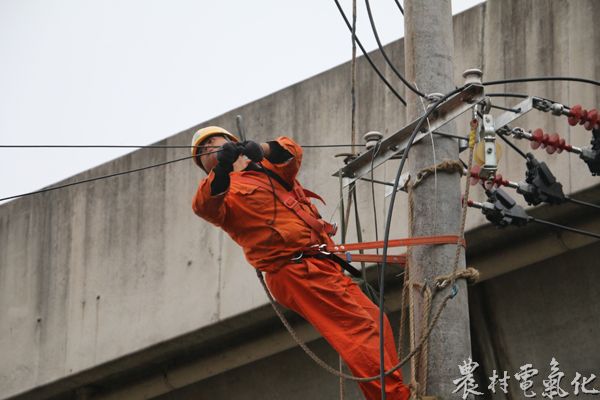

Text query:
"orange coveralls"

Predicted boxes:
[[193, 136, 409, 400]]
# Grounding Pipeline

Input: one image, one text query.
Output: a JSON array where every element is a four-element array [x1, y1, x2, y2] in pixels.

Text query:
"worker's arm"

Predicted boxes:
[[262, 136, 303, 184], [192, 169, 228, 226], [192, 142, 245, 226], [193, 137, 301, 224]]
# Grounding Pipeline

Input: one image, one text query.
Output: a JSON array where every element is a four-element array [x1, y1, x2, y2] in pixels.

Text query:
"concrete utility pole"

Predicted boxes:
[[404, 0, 472, 397]]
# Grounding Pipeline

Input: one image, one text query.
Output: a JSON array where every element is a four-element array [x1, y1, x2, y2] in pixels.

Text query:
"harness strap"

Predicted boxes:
[[302, 187, 326, 204], [239, 175, 337, 237], [345, 253, 407, 264], [298, 235, 464, 268], [325, 235, 465, 253]]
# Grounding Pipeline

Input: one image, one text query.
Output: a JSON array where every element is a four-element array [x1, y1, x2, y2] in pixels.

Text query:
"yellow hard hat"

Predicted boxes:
[[190, 126, 239, 170]]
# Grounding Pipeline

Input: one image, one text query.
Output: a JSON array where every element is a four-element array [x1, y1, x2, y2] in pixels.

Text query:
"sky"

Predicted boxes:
[[0, 0, 484, 203]]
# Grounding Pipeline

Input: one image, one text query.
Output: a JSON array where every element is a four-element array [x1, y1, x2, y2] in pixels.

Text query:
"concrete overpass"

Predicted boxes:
[[1, 0, 599, 398]]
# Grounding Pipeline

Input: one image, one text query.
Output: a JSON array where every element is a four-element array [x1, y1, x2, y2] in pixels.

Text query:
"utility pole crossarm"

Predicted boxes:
[[332, 84, 484, 182]]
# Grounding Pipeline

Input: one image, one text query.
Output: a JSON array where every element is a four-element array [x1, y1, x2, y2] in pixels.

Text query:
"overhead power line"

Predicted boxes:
[[486, 92, 529, 99], [364, 0, 426, 98], [0, 142, 373, 202], [0, 153, 205, 202], [333, 0, 407, 105], [392, 0, 404, 15], [483, 76, 600, 87], [0, 143, 365, 149], [530, 217, 600, 240]]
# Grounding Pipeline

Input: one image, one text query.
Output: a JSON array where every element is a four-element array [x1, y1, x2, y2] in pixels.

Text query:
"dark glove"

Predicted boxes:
[[239, 140, 264, 162], [216, 141, 242, 167]]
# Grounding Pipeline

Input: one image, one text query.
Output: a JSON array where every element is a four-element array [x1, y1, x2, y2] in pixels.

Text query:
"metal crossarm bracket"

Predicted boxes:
[[494, 96, 564, 130], [332, 84, 485, 182]]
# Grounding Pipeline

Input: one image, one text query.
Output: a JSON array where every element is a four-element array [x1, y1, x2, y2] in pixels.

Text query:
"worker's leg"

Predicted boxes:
[[266, 258, 410, 400], [345, 278, 401, 367]]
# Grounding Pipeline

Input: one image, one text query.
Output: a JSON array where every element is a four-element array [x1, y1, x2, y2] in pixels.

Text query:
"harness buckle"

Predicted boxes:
[[310, 243, 331, 255], [283, 196, 298, 208]]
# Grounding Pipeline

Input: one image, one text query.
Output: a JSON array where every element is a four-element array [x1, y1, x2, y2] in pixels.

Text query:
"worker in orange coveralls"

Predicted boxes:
[[191, 126, 410, 400]]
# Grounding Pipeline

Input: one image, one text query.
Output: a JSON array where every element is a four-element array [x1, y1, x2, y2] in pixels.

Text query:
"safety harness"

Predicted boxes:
[[239, 170, 375, 276], [237, 173, 338, 241], [238, 169, 466, 277]]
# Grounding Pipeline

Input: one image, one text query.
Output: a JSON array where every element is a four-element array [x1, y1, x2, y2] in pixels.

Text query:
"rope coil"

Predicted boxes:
[[412, 159, 465, 189]]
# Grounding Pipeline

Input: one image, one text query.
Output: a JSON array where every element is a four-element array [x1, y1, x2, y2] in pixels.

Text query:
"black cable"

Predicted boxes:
[[333, 0, 407, 106], [371, 141, 383, 243], [378, 85, 464, 398], [565, 197, 600, 211], [364, 0, 425, 98], [433, 131, 469, 141], [0, 144, 193, 149], [301, 144, 365, 148], [486, 92, 529, 99], [0, 151, 221, 202], [370, 141, 383, 327], [0, 143, 365, 149], [489, 104, 521, 113], [1, 141, 366, 203], [529, 217, 600, 240], [392, 0, 404, 15], [497, 130, 528, 159], [359, 177, 393, 186], [483, 76, 600, 88]]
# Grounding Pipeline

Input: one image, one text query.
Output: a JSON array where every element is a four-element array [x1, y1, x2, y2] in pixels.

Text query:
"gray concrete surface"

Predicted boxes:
[[404, 0, 471, 395], [1, 0, 599, 399]]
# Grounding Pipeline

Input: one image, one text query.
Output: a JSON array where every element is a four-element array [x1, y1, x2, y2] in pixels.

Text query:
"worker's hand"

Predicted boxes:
[[232, 155, 251, 172], [239, 140, 264, 162], [216, 141, 242, 167]]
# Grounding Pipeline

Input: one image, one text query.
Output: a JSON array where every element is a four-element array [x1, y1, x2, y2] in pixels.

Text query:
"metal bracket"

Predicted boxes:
[[384, 173, 411, 197], [494, 96, 565, 130], [480, 114, 498, 178], [332, 84, 485, 183]]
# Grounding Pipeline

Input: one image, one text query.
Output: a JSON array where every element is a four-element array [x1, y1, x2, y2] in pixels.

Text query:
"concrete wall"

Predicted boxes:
[[1, 0, 599, 399]]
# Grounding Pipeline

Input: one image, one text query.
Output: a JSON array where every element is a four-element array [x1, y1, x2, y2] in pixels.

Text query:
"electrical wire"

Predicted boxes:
[[486, 92, 529, 99], [0, 143, 365, 149], [359, 176, 394, 187], [351, 0, 358, 154], [483, 76, 600, 88], [489, 104, 521, 113], [497, 130, 528, 159], [333, 0, 407, 106], [0, 142, 368, 202], [0, 152, 209, 202], [529, 217, 600, 240], [371, 141, 383, 243], [392, 0, 404, 15], [565, 197, 600, 211], [0, 144, 193, 149], [432, 131, 469, 141], [364, 0, 426, 98]]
